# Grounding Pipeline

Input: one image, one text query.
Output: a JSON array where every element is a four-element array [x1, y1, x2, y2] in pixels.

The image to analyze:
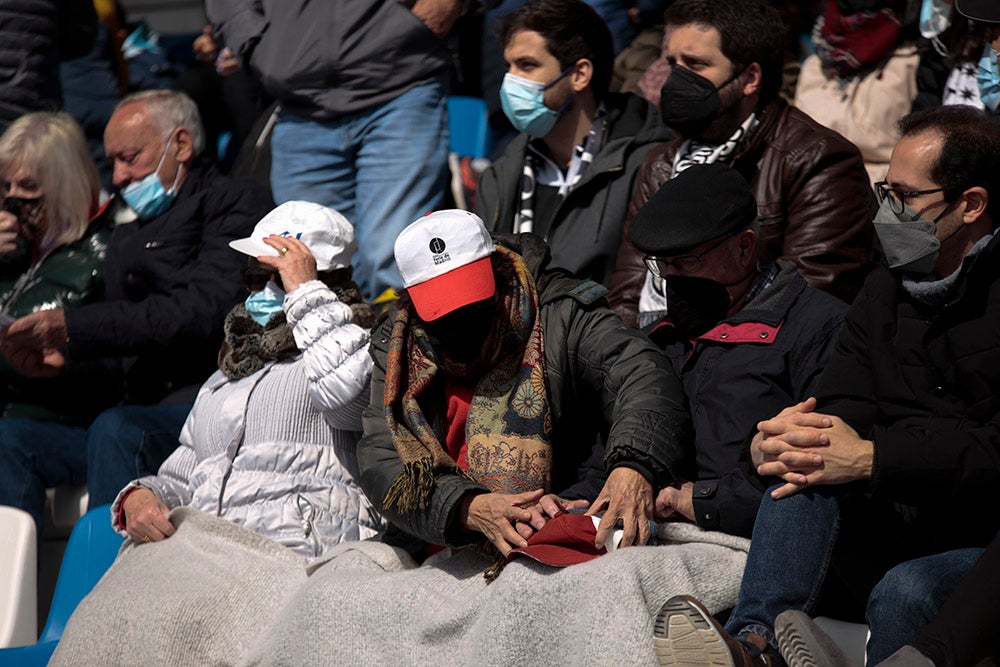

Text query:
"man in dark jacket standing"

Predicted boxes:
[[475, 0, 673, 287], [608, 0, 875, 327], [630, 164, 847, 539], [0, 89, 272, 534], [358, 209, 690, 559], [653, 106, 1000, 666]]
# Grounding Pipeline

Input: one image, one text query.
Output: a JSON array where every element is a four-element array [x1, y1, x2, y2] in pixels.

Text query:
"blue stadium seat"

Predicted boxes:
[[0, 505, 122, 666], [447, 96, 493, 159]]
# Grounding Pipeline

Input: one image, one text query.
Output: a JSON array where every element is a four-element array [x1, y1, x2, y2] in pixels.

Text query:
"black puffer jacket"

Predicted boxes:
[[64, 162, 274, 406], [358, 233, 691, 550], [815, 234, 1000, 550], [475, 93, 674, 287], [647, 262, 847, 537]]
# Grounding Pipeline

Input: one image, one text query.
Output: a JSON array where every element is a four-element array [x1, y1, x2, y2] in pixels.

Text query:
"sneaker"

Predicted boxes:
[[653, 595, 783, 666], [774, 611, 854, 667]]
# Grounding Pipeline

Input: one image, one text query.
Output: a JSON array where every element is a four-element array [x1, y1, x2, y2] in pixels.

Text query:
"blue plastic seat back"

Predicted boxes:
[[38, 504, 123, 644], [447, 96, 493, 159], [0, 505, 122, 666]]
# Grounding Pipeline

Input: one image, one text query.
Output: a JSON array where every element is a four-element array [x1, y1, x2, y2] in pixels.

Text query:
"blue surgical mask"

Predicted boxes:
[[978, 45, 1000, 112], [499, 67, 575, 137], [244, 280, 286, 327], [121, 131, 183, 220], [919, 0, 953, 39]]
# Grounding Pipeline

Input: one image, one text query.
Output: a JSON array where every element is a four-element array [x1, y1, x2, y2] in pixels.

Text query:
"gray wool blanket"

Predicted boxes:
[[51, 508, 750, 666]]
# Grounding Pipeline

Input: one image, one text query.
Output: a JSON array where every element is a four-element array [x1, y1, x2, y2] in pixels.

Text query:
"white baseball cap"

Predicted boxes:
[[229, 201, 355, 271], [394, 209, 496, 321]]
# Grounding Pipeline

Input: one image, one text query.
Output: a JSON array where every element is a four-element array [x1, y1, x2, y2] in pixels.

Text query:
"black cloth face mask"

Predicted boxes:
[[660, 66, 740, 138], [2, 195, 44, 239], [663, 275, 732, 338]]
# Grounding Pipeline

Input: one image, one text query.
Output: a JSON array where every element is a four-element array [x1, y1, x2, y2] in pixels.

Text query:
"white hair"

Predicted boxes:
[[116, 89, 205, 156]]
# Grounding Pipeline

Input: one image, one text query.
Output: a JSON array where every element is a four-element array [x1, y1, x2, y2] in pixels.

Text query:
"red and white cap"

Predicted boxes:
[[506, 513, 613, 567], [394, 209, 496, 321], [229, 201, 355, 271]]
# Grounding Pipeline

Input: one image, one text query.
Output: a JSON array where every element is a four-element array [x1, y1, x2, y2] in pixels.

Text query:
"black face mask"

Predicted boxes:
[[663, 275, 732, 338], [424, 299, 495, 362], [2, 195, 44, 239], [660, 66, 739, 138]]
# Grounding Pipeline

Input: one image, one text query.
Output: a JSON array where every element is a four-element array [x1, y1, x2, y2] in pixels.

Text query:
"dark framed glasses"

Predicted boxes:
[[874, 181, 945, 215], [642, 235, 730, 277], [240, 267, 277, 292]]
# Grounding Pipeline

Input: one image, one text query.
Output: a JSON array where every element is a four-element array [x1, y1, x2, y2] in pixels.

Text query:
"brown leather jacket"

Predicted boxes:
[[608, 99, 875, 325]]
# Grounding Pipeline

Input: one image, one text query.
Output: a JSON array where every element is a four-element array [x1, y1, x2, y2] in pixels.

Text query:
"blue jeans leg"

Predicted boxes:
[[85, 404, 191, 509], [269, 80, 449, 300], [353, 80, 449, 299], [866, 548, 983, 664], [724, 485, 843, 649], [0, 418, 87, 535]]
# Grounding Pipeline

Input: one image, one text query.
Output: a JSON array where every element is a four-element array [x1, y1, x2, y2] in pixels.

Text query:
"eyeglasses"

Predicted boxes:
[[874, 181, 945, 215], [643, 235, 730, 277], [240, 267, 277, 292]]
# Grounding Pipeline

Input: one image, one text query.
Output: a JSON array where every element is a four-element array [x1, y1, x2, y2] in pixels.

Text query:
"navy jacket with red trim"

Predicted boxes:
[[646, 261, 847, 537]]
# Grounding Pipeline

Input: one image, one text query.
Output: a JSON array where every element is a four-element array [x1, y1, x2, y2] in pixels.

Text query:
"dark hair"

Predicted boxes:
[[498, 0, 615, 100], [664, 0, 786, 106], [897, 106, 1000, 222]]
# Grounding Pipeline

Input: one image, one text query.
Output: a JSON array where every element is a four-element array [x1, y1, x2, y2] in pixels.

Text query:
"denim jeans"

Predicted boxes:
[[724, 486, 844, 649], [270, 80, 450, 300], [0, 418, 88, 535], [726, 484, 981, 661], [85, 404, 191, 509], [867, 548, 983, 663]]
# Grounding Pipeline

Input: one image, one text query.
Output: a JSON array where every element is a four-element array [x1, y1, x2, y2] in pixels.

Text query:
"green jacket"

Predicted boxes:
[[0, 205, 116, 422]]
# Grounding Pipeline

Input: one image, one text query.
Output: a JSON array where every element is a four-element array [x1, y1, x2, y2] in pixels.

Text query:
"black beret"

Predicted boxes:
[[956, 0, 1000, 22], [628, 163, 757, 256]]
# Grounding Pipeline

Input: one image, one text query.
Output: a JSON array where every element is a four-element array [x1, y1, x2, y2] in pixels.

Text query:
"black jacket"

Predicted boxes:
[[64, 162, 274, 405], [815, 235, 1000, 549], [647, 262, 847, 537], [358, 233, 691, 551], [475, 93, 674, 287]]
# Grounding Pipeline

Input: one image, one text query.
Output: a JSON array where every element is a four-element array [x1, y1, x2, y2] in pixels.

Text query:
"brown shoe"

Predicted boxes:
[[653, 595, 783, 666]]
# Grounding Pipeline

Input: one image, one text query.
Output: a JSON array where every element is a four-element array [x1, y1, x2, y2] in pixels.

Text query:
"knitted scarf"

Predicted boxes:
[[382, 246, 552, 514], [218, 305, 299, 380]]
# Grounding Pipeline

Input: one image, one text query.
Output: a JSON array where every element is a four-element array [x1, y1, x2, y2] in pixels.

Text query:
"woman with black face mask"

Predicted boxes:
[[0, 112, 114, 319], [0, 112, 115, 420]]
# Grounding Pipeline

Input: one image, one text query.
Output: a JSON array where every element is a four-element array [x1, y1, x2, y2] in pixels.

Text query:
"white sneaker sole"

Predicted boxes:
[[653, 597, 736, 667]]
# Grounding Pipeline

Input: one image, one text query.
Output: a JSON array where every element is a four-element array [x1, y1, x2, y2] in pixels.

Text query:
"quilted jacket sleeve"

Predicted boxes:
[[284, 280, 373, 431], [110, 407, 201, 535]]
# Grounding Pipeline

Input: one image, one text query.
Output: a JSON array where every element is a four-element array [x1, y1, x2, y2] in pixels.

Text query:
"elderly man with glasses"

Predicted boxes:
[[629, 162, 847, 540], [651, 105, 1000, 667]]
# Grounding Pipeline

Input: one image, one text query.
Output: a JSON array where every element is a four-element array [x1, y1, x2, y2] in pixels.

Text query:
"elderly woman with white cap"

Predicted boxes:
[[110, 200, 381, 555]]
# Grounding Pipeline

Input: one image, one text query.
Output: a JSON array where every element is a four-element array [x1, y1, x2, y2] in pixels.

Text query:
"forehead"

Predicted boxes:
[[665, 23, 725, 60], [1, 159, 37, 182], [104, 103, 160, 151], [886, 130, 943, 189], [503, 29, 556, 63]]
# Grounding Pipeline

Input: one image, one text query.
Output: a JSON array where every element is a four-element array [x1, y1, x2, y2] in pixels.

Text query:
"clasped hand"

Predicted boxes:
[[752, 397, 874, 499]]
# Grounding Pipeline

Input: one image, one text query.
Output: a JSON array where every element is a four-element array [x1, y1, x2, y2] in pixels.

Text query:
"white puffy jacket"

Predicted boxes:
[[111, 281, 382, 558]]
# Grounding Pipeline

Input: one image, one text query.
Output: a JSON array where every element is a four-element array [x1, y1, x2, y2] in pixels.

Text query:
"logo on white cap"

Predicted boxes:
[[395, 210, 494, 288]]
